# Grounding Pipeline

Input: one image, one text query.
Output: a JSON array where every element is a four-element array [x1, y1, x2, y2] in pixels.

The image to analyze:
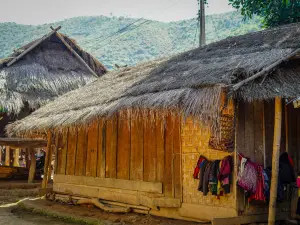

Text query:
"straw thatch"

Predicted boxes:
[[8, 22, 300, 135], [0, 30, 106, 115]]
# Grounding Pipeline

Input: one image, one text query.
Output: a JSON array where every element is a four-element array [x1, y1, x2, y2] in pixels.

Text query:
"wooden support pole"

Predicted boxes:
[[268, 97, 282, 225], [28, 148, 36, 183], [13, 148, 20, 167], [0, 147, 2, 165], [5, 146, 10, 166], [42, 131, 52, 189]]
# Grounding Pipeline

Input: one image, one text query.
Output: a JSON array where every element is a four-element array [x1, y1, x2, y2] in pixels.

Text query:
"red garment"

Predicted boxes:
[[249, 165, 265, 202], [193, 156, 206, 179]]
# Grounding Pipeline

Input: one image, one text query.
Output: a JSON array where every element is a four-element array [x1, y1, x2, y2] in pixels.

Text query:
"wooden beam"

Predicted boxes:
[[232, 48, 300, 91], [28, 148, 36, 183], [0, 138, 47, 148], [42, 131, 52, 189], [7, 26, 61, 67], [268, 97, 282, 225], [5, 146, 10, 166], [50, 27, 98, 78], [54, 174, 163, 194]]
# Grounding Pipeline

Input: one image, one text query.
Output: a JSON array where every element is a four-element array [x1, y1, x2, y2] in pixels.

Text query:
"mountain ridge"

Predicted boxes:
[[0, 11, 261, 69]]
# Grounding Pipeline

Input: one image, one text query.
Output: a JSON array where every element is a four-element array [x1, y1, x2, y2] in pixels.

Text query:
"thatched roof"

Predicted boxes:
[[8, 22, 300, 135], [0, 27, 106, 115]]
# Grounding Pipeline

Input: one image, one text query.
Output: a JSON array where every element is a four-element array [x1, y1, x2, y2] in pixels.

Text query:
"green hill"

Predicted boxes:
[[0, 11, 261, 69]]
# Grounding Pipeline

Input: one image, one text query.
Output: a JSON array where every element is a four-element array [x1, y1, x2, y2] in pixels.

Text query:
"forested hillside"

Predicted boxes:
[[0, 11, 261, 69]]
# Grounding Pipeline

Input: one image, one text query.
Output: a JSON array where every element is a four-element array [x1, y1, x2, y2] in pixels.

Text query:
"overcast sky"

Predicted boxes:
[[0, 0, 234, 25]]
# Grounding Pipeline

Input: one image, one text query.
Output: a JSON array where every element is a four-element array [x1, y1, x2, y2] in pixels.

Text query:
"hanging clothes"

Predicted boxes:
[[296, 176, 300, 215], [209, 160, 220, 195], [218, 156, 232, 194], [193, 155, 207, 179], [279, 152, 296, 184], [237, 158, 257, 194], [202, 162, 213, 196], [198, 159, 208, 192], [249, 165, 265, 202]]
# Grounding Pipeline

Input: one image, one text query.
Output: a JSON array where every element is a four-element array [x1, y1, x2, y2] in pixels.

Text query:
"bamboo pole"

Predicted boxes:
[[42, 131, 52, 189], [13, 148, 20, 167], [268, 97, 282, 225], [28, 148, 36, 183], [5, 146, 10, 166], [0, 147, 2, 165]]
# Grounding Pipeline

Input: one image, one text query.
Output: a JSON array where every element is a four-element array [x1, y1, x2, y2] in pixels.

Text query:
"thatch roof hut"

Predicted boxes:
[[0, 26, 106, 115], [7, 23, 300, 224]]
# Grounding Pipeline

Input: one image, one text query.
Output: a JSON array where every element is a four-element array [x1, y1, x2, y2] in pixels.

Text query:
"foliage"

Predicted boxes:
[[0, 11, 261, 70], [229, 0, 300, 27]]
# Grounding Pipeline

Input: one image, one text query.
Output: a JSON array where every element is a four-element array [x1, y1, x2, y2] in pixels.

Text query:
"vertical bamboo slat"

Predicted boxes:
[[268, 97, 282, 225]]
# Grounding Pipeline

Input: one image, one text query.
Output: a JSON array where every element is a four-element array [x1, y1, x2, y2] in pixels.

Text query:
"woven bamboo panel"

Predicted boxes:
[[181, 118, 234, 208]]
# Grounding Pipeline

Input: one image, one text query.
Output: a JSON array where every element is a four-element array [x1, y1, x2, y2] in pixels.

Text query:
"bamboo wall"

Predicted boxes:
[[54, 111, 182, 206]]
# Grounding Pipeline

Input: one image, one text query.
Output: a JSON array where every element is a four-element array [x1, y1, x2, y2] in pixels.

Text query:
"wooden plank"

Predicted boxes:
[[244, 102, 255, 162], [143, 111, 157, 182], [86, 121, 99, 177], [60, 129, 69, 175], [253, 100, 264, 165], [173, 114, 181, 199], [100, 121, 106, 178], [96, 119, 105, 177], [117, 112, 131, 180], [106, 116, 118, 178], [75, 128, 87, 176], [130, 114, 144, 180], [212, 213, 290, 225], [164, 114, 174, 197], [264, 100, 275, 167], [4, 146, 10, 166], [54, 174, 162, 193], [156, 114, 165, 183], [66, 129, 77, 175]]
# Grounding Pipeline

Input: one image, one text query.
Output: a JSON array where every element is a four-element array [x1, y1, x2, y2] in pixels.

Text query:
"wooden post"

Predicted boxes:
[[5, 146, 10, 166], [0, 146, 2, 165], [28, 148, 36, 183], [42, 131, 52, 189], [13, 148, 20, 167], [268, 97, 282, 225]]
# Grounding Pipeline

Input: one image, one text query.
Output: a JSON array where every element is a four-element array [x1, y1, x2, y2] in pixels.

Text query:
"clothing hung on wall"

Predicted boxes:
[[237, 152, 295, 203], [194, 155, 233, 197]]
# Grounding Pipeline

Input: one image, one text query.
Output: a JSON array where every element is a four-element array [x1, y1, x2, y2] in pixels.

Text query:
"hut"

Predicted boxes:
[[7, 23, 300, 224], [0, 26, 106, 174]]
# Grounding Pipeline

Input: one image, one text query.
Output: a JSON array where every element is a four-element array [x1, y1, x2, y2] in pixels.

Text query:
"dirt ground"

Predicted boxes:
[[20, 199, 206, 225], [0, 180, 295, 225]]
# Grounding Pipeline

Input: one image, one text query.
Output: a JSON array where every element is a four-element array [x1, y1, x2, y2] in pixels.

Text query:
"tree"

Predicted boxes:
[[228, 0, 300, 27]]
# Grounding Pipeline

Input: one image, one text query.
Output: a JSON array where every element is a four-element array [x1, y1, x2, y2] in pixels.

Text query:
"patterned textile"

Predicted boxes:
[[237, 159, 257, 193]]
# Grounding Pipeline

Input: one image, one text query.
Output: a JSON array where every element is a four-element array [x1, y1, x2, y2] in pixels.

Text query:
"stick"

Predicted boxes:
[[50, 27, 98, 78], [232, 48, 300, 91], [7, 26, 61, 67], [268, 97, 282, 225], [76, 198, 131, 213]]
